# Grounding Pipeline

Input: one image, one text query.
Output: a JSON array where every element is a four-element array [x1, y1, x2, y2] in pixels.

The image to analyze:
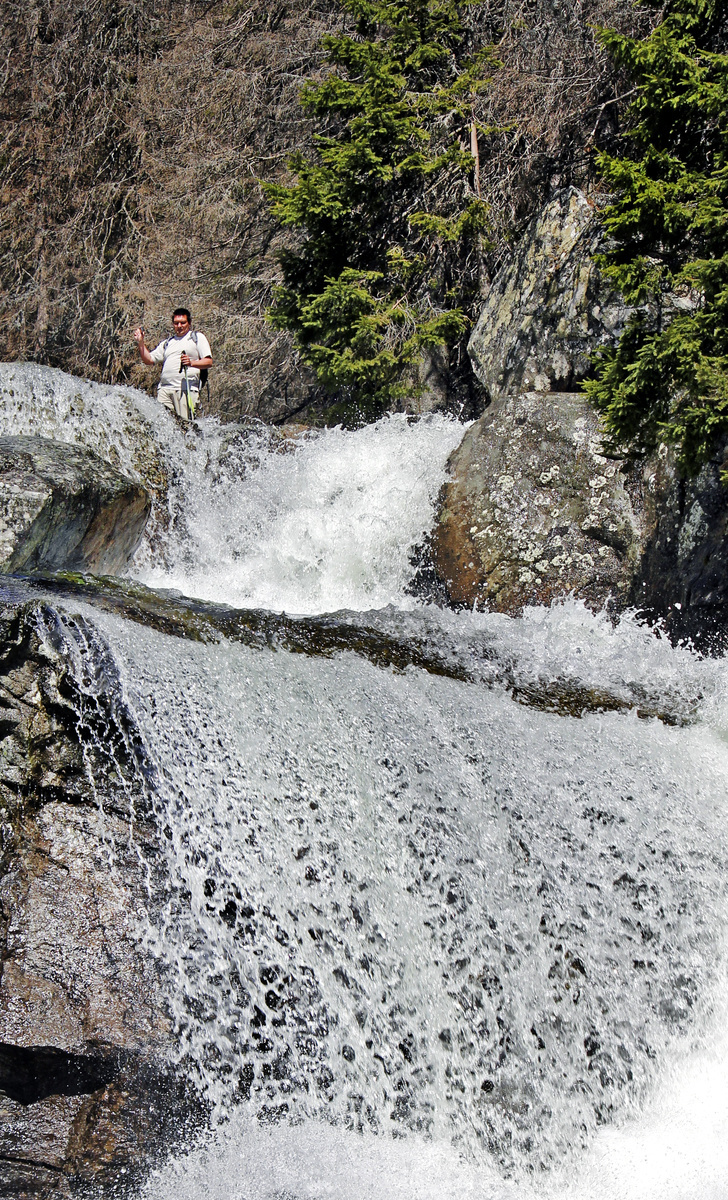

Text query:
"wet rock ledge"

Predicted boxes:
[[0, 595, 195, 1198]]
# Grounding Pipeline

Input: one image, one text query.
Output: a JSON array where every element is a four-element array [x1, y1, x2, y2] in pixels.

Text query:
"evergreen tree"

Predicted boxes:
[[584, 0, 728, 474], [264, 0, 494, 423]]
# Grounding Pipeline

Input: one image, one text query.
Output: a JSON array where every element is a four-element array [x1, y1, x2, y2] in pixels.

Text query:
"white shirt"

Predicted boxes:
[[151, 331, 211, 388]]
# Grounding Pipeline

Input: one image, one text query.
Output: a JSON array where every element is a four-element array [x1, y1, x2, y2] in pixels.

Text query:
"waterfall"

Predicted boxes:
[[0, 361, 465, 613], [3, 363, 728, 1198]]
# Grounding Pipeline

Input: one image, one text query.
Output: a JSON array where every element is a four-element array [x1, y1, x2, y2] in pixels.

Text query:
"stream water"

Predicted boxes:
[[2, 364, 728, 1198]]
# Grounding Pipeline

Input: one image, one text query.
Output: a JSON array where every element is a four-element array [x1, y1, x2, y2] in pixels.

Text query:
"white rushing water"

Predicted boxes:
[[0, 362, 464, 612], [3, 364, 728, 1198]]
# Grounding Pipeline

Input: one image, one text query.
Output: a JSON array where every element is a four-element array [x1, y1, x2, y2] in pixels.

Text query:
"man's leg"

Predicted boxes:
[[157, 386, 190, 420], [157, 386, 178, 414], [175, 387, 192, 422]]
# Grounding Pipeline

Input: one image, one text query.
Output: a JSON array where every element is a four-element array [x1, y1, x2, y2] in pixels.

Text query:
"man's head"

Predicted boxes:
[[173, 308, 192, 336]]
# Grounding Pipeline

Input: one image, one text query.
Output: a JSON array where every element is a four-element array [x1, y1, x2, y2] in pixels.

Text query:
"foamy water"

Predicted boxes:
[[0, 362, 465, 613], [140, 1024, 728, 1200], [3, 363, 728, 1198], [135, 414, 466, 613]]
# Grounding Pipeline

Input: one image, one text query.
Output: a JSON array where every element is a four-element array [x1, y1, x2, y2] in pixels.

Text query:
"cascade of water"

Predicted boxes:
[[0, 363, 465, 613], [3, 364, 728, 1196], [93, 605, 728, 1179], [132, 412, 466, 613]]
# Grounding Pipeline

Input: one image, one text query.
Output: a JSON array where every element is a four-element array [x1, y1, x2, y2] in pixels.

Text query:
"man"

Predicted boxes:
[[134, 309, 212, 421]]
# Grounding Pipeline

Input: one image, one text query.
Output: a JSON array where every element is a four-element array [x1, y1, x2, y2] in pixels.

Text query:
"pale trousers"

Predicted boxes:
[[157, 385, 196, 422]]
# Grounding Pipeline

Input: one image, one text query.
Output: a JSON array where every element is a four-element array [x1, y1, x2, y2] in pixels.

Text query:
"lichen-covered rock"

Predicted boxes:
[[445, 185, 722, 638], [431, 391, 728, 644], [468, 188, 633, 400], [0, 595, 197, 1197], [432, 391, 643, 614], [0, 436, 150, 577]]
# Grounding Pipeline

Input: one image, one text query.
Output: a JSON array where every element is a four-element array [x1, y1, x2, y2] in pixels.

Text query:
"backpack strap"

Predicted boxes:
[[191, 331, 209, 397], [162, 333, 198, 353]]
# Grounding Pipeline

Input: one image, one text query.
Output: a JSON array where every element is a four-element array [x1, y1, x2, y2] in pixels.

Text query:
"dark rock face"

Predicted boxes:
[[468, 188, 633, 401], [635, 445, 728, 645], [0, 595, 196, 1197], [0, 437, 150, 577], [431, 391, 728, 645]]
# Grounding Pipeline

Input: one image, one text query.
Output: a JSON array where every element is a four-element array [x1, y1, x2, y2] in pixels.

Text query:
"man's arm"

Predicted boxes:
[[181, 334, 212, 371], [180, 353, 213, 370], [133, 327, 155, 366]]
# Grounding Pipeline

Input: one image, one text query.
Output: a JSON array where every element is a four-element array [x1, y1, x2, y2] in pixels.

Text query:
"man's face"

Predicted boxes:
[[173, 314, 191, 336]]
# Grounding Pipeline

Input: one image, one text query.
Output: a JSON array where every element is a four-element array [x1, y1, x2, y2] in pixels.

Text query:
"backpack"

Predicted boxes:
[[192, 332, 209, 392]]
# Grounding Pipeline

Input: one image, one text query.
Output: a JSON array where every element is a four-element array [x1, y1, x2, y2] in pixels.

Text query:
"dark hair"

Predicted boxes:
[[173, 307, 192, 323]]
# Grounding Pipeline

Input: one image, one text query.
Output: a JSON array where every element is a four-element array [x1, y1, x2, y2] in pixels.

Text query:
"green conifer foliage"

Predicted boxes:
[[264, 0, 494, 422], [584, 0, 728, 474]]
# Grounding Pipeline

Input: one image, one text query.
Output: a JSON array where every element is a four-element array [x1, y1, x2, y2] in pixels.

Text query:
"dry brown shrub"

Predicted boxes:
[[468, 0, 657, 250], [0, 0, 654, 421], [0, 0, 339, 419]]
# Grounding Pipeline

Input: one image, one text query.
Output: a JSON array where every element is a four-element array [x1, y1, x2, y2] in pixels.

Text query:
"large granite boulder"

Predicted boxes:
[[431, 392, 728, 644], [0, 436, 150, 577], [0, 593, 197, 1197], [468, 188, 633, 401], [432, 391, 640, 614]]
